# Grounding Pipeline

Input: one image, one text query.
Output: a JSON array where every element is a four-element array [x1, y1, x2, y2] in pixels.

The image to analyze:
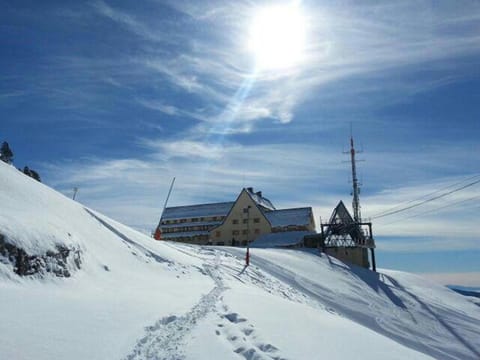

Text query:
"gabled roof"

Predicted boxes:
[[329, 201, 354, 224], [265, 207, 313, 228], [245, 188, 275, 211], [324, 200, 365, 243], [161, 202, 234, 221]]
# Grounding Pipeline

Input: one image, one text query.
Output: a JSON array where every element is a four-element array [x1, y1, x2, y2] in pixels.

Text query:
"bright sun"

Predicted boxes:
[[248, 3, 307, 71]]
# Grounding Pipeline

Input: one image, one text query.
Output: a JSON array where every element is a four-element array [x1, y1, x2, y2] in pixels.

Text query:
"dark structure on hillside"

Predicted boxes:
[[320, 201, 376, 271], [320, 136, 376, 271]]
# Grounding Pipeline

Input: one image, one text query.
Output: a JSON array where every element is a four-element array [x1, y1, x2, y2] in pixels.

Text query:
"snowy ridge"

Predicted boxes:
[[0, 161, 479, 359]]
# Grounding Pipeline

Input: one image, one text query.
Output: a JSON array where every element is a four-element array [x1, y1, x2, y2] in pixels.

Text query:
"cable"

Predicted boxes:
[[369, 173, 480, 218], [378, 194, 480, 225], [371, 177, 480, 220]]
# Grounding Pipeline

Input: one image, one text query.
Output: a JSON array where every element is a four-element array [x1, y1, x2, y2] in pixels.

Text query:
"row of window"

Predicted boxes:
[[215, 229, 261, 238], [162, 216, 225, 225], [231, 218, 260, 225], [272, 225, 308, 232], [163, 225, 211, 233]]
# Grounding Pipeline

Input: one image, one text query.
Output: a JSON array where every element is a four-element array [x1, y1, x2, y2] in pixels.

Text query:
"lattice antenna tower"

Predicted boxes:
[[350, 136, 361, 222], [344, 128, 363, 222]]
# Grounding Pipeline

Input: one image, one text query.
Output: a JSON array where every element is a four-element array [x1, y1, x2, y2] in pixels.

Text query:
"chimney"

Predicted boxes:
[[256, 191, 262, 198], [247, 187, 253, 193]]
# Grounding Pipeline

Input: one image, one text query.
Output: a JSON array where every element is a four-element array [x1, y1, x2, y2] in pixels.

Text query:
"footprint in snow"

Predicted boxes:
[[216, 310, 288, 360]]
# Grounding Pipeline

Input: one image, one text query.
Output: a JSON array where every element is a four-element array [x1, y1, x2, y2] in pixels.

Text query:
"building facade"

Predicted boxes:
[[155, 187, 315, 246]]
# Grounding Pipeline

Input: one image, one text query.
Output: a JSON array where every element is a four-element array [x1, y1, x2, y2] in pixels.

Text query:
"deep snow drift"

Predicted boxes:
[[0, 161, 479, 360]]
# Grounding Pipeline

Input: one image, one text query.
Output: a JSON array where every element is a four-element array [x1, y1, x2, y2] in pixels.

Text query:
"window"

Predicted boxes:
[[242, 229, 248, 235], [232, 219, 239, 225], [243, 219, 248, 224], [253, 218, 260, 223], [232, 230, 240, 236], [191, 218, 198, 222], [216, 231, 221, 238]]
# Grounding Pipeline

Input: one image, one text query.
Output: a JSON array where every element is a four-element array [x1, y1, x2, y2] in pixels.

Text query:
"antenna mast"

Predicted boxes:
[[349, 136, 362, 222]]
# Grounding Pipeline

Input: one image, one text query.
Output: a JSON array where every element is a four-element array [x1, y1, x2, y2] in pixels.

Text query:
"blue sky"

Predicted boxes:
[[1, 0, 479, 286]]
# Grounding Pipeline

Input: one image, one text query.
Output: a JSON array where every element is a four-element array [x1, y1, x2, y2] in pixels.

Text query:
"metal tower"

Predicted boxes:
[[318, 134, 376, 271], [349, 136, 361, 222]]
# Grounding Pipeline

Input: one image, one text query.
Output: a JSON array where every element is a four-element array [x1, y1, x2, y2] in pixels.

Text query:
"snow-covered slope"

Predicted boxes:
[[0, 161, 479, 360]]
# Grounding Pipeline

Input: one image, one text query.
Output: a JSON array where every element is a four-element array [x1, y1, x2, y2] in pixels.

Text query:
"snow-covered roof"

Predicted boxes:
[[161, 202, 234, 221], [251, 231, 315, 248], [245, 188, 275, 211], [265, 207, 313, 228]]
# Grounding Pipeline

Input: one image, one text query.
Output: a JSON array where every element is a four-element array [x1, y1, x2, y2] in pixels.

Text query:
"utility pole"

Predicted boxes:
[[72, 187, 78, 201], [244, 205, 251, 266], [154, 177, 176, 240]]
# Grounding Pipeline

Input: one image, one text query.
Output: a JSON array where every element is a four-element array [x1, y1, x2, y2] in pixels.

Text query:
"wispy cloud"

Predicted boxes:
[[8, 1, 479, 133], [136, 98, 210, 122], [135, 0, 480, 131], [44, 134, 479, 249], [0, 90, 27, 99], [6, 0, 479, 262], [91, 0, 171, 43]]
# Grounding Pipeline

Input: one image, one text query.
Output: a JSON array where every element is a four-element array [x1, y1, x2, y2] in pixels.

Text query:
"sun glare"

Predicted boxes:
[[248, 3, 307, 71]]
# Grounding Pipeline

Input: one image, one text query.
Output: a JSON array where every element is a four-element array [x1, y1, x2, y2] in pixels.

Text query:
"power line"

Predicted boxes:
[[379, 194, 480, 225], [372, 177, 480, 220], [370, 173, 480, 218]]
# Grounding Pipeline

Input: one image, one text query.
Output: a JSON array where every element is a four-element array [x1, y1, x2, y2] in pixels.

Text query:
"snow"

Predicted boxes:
[[161, 202, 234, 221], [246, 188, 276, 211], [1, 160, 479, 360]]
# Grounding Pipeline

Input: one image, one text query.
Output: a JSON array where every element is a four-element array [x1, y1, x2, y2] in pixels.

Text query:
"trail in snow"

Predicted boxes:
[[164, 243, 311, 306], [6, 160, 478, 360], [123, 243, 290, 360], [124, 265, 225, 360], [123, 259, 288, 360]]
